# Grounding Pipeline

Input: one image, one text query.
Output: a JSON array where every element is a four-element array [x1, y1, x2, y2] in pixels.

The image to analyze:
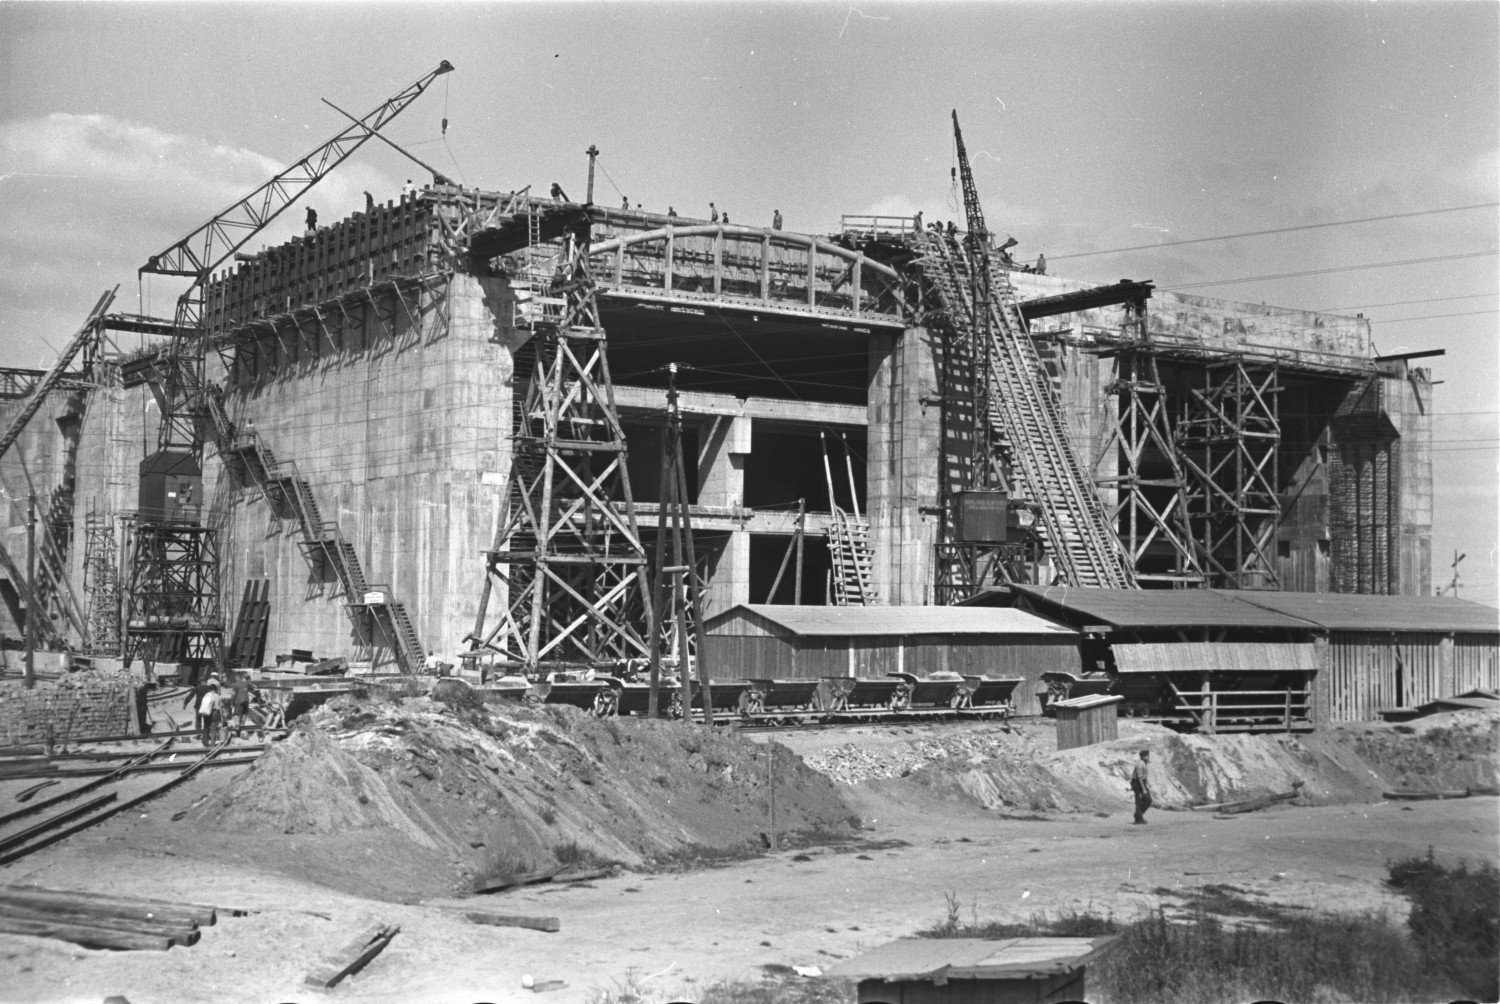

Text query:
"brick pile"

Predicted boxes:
[[0, 671, 140, 746]]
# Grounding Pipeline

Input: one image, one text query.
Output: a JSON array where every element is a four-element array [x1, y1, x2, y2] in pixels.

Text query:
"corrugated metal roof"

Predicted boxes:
[[1112, 641, 1320, 674], [1008, 586, 1311, 630], [1222, 591, 1500, 634], [704, 604, 1076, 637], [822, 936, 1116, 981]]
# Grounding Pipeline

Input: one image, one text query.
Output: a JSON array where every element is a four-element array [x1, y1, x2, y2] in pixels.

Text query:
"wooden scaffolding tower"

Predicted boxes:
[[469, 220, 654, 676]]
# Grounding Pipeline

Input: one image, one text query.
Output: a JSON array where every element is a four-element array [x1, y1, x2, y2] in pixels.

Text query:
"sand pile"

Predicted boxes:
[[815, 710, 1500, 816], [189, 692, 855, 899]]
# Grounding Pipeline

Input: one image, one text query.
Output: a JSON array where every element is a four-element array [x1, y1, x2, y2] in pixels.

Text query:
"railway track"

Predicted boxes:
[[0, 734, 275, 866]]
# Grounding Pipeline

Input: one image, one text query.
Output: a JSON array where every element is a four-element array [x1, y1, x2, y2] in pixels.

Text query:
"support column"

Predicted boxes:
[[698, 416, 751, 613], [868, 326, 941, 605], [697, 416, 750, 508]]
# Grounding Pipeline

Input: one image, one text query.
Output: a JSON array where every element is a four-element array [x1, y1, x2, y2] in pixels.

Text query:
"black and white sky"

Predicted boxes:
[[1, 1, 1496, 603]]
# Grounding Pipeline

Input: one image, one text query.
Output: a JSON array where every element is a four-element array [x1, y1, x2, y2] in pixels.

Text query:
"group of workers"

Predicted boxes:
[[182, 671, 275, 744]]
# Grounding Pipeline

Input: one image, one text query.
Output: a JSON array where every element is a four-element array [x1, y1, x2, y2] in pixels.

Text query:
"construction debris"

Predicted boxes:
[[302, 923, 400, 989]]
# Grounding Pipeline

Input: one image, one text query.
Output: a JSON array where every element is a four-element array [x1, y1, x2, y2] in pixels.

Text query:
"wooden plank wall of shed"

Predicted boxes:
[[1323, 631, 1453, 721], [704, 635, 794, 679], [906, 637, 1082, 716], [1056, 703, 1120, 750], [1454, 634, 1499, 694]]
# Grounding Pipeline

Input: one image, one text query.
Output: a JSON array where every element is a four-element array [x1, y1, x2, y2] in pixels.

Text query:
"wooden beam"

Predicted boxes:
[[0, 914, 174, 951], [303, 923, 400, 989], [455, 909, 560, 933]]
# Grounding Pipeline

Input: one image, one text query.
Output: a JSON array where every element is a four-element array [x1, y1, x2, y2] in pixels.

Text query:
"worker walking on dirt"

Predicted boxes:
[[229, 673, 258, 736], [1131, 749, 1153, 824], [184, 675, 213, 733], [199, 679, 222, 744]]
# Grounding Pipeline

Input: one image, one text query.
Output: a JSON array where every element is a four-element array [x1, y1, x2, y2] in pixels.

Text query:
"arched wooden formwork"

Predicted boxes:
[[589, 224, 905, 324]]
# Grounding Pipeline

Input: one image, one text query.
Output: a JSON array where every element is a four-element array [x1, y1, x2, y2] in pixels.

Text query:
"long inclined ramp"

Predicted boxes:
[[917, 232, 1135, 589]]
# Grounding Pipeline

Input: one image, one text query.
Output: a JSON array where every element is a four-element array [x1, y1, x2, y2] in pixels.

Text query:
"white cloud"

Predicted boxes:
[[0, 113, 398, 364]]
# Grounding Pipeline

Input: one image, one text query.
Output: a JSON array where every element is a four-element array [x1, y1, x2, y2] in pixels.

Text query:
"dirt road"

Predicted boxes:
[[1, 785, 1493, 1004]]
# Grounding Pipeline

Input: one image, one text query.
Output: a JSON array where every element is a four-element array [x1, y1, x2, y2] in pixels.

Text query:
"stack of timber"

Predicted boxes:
[[0, 885, 238, 951]]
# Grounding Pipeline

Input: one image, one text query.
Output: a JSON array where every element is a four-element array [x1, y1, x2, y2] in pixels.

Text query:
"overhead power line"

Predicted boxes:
[[1366, 308, 1498, 324], [1323, 291, 1499, 312], [1051, 201, 1499, 261], [1162, 249, 1499, 291]]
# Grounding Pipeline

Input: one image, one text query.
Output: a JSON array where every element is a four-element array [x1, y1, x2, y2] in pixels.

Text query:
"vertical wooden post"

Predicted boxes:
[[793, 499, 805, 605], [759, 234, 770, 301], [24, 492, 36, 690], [713, 230, 723, 297], [673, 425, 714, 726], [767, 747, 778, 851], [1206, 691, 1217, 734], [646, 424, 672, 718]]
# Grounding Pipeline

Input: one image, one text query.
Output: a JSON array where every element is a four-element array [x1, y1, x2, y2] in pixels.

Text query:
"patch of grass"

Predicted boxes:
[[1150, 883, 1306, 926], [554, 840, 609, 870], [647, 841, 762, 873], [592, 970, 855, 1004], [921, 894, 1480, 1004], [469, 848, 534, 893], [1387, 849, 1500, 1002]]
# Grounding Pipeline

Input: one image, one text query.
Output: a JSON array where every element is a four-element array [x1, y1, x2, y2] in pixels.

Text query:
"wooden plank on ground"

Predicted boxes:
[[0, 885, 218, 927], [0, 914, 173, 951], [0, 902, 198, 944], [302, 923, 399, 989], [472, 865, 563, 895], [456, 909, 560, 933]]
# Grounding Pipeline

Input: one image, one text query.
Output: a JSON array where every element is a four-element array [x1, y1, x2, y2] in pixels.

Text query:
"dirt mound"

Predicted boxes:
[[189, 694, 855, 900], [809, 710, 1500, 816]]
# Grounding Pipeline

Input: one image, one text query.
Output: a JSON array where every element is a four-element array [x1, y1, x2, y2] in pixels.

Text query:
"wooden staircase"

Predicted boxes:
[[204, 387, 425, 673]]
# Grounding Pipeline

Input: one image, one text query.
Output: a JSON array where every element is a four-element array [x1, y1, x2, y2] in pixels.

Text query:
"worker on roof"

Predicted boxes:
[[1035, 253, 1047, 275], [550, 182, 569, 202], [402, 179, 416, 199], [621, 196, 630, 210], [709, 202, 719, 223], [305, 207, 317, 235], [667, 206, 677, 218], [364, 191, 375, 213], [772, 209, 783, 230]]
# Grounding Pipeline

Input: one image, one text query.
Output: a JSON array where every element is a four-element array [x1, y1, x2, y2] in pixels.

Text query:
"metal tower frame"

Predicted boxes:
[[121, 520, 225, 672], [1097, 326, 1204, 584], [83, 508, 121, 656], [468, 224, 654, 675], [1178, 360, 1282, 589]]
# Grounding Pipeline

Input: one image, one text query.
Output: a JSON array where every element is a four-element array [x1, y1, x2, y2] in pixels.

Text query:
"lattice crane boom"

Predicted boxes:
[[141, 60, 453, 280], [951, 110, 989, 252]]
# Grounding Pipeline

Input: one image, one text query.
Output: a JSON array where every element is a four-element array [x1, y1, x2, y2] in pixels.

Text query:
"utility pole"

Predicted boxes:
[[585, 145, 599, 205], [24, 492, 35, 690], [1444, 550, 1466, 597]]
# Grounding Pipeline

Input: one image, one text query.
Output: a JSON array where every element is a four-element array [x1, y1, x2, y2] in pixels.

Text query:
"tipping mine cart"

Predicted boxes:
[[822, 676, 908, 716], [1039, 671, 1113, 716], [594, 676, 659, 717], [744, 678, 822, 721], [887, 671, 966, 715], [959, 675, 1023, 718], [684, 678, 752, 720], [534, 677, 609, 712]]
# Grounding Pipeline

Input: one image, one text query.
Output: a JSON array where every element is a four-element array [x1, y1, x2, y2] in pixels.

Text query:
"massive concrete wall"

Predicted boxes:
[[210, 274, 515, 663]]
